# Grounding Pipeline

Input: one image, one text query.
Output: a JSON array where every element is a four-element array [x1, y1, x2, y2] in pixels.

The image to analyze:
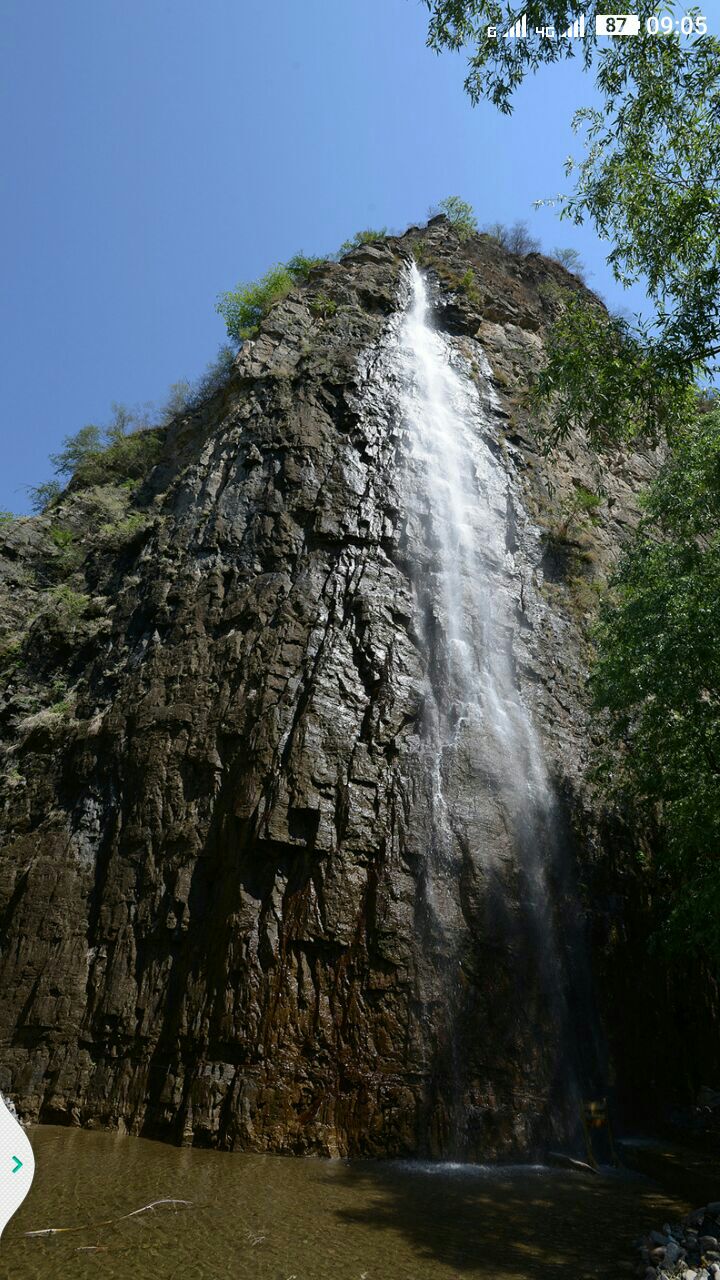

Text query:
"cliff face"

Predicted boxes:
[[0, 219, 659, 1157]]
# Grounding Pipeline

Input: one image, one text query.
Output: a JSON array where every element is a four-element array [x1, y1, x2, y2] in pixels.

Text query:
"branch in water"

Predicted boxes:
[[24, 1199, 193, 1237]]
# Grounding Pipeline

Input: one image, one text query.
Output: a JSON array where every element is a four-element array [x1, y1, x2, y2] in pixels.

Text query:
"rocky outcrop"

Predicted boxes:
[[635, 1202, 720, 1278], [0, 218, 660, 1157]]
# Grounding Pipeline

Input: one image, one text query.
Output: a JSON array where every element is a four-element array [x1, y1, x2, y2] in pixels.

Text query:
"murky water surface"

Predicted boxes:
[[2, 1127, 689, 1279]]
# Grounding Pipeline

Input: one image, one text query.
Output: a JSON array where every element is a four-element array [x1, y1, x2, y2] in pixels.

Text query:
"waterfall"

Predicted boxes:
[[396, 265, 558, 937], [398, 264, 550, 833], [366, 262, 594, 1157]]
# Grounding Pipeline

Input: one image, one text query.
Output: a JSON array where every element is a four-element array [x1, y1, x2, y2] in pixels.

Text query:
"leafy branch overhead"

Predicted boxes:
[[424, 1, 720, 448], [564, 26, 720, 383], [424, 1, 596, 112], [531, 291, 696, 451]]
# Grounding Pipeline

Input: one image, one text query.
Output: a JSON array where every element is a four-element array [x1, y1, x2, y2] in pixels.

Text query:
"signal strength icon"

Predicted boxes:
[[504, 12, 527, 38], [563, 14, 586, 37]]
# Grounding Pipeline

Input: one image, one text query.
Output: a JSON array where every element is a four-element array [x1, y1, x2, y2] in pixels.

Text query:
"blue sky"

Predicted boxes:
[[2, 0, 648, 512]]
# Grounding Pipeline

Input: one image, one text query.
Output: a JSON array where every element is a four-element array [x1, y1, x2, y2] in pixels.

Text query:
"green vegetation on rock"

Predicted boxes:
[[458, 267, 479, 302], [49, 423, 103, 475], [216, 264, 297, 342], [158, 346, 237, 420], [216, 253, 330, 342], [554, 483, 603, 539], [29, 402, 163, 513], [338, 228, 388, 255], [49, 526, 74, 549], [28, 479, 62, 514], [309, 293, 337, 319], [48, 584, 90, 619], [63, 424, 161, 490], [285, 253, 325, 281], [438, 196, 477, 240], [591, 406, 720, 970], [424, 2, 720, 450], [531, 291, 695, 452]]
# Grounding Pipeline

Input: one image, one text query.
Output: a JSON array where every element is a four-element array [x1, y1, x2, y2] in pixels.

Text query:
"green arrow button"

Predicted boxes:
[[11, 1156, 22, 1173]]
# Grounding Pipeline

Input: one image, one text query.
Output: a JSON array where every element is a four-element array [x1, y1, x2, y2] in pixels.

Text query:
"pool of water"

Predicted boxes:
[[3, 1127, 688, 1279]]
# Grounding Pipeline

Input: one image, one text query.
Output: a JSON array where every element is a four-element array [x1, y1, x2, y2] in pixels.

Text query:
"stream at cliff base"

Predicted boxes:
[[3, 1127, 689, 1279]]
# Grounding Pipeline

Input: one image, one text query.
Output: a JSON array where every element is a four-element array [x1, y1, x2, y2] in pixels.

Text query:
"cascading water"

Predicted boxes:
[[366, 262, 597, 1158], [398, 264, 551, 869]]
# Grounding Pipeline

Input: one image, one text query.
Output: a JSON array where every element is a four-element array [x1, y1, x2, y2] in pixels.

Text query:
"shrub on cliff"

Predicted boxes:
[[27, 479, 62, 513], [484, 220, 540, 256], [338, 228, 388, 255], [40, 404, 162, 498], [286, 253, 325, 281], [217, 254, 327, 344], [82, 427, 162, 486], [50, 424, 103, 476], [438, 196, 477, 241], [551, 246, 587, 281], [156, 346, 237, 421], [216, 264, 296, 342], [191, 344, 236, 401]]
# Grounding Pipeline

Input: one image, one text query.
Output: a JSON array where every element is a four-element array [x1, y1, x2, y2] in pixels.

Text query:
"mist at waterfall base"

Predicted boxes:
[[369, 263, 604, 1161]]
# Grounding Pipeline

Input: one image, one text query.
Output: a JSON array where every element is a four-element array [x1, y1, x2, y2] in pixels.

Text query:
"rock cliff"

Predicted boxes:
[[0, 218, 662, 1158]]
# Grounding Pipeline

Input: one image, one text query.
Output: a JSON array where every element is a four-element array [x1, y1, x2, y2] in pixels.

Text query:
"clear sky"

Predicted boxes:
[[2, 0, 646, 513]]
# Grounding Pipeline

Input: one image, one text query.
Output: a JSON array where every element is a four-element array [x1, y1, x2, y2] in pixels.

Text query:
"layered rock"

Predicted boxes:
[[0, 218, 659, 1157]]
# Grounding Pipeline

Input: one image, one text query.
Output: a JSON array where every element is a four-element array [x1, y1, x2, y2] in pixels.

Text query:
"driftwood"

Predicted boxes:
[[546, 1150, 599, 1175], [24, 1198, 193, 1237]]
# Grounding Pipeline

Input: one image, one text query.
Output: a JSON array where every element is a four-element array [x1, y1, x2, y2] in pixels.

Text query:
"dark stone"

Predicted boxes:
[[0, 219, 667, 1157]]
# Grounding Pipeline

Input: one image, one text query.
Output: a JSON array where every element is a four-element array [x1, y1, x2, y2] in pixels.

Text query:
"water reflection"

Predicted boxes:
[[3, 1128, 688, 1279]]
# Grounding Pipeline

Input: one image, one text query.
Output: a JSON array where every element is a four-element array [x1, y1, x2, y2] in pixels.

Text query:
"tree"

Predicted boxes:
[[27, 479, 61, 513], [191, 345, 236, 403], [104, 402, 136, 444], [562, 26, 720, 388], [216, 264, 296, 343], [425, 2, 596, 113], [484, 220, 540, 255], [591, 406, 720, 969], [438, 195, 477, 240], [552, 247, 586, 281], [158, 381, 193, 425], [49, 424, 103, 476], [216, 253, 330, 344], [423, 2, 720, 448], [530, 292, 695, 450]]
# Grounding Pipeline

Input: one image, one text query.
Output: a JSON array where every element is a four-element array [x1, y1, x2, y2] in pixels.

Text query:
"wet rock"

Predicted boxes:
[[0, 218, 661, 1156], [664, 1241, 685, 1267], [636, 1209, 720, 1280]]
